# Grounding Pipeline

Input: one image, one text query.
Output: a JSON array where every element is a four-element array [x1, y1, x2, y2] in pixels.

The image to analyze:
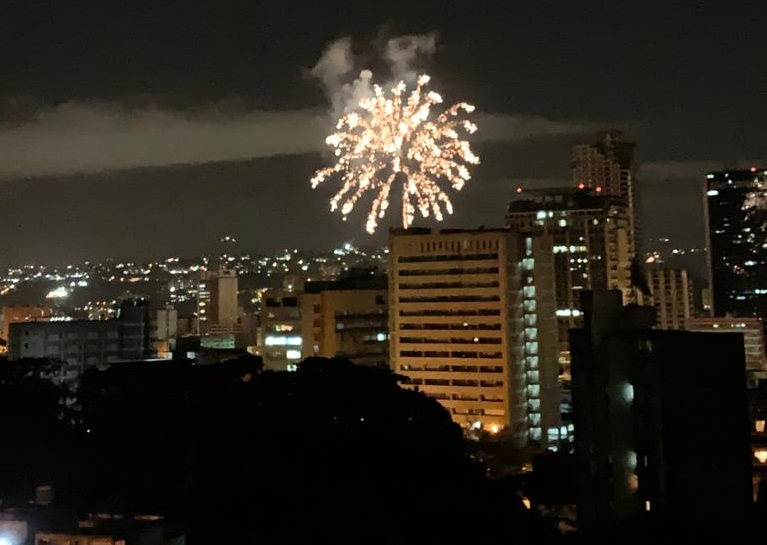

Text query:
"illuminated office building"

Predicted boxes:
[[196, 268, 239, 334], [300, 271, 388, 368], [704, 168, 767, 318], [506, 187, 632, 372], [388, 228, 561, 447], [259, 289, 303, 371]]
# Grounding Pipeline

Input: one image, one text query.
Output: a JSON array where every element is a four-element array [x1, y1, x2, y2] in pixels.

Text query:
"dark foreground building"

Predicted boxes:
[[571, 291, 752, 533]]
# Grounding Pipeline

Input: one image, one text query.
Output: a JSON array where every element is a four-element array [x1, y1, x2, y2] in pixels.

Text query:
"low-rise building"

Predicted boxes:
[[300, 270, 388, 368], [8, 301, 153, 374], [258, 289, 302, 371]]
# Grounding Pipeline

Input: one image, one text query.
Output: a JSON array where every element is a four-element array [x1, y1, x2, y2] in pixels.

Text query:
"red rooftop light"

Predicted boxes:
[[515, 186, 523, 193], [751, 167, 758, 172], [595, 185, 603, 193], [577, 183, 585, 190]]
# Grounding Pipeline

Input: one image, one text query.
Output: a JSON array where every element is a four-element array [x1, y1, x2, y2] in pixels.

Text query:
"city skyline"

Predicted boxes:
[[1, 3, 765, 268], [0, 4, 764, 542]]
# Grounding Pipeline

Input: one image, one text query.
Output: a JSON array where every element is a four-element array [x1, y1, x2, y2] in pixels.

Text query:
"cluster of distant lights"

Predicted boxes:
[[0, 244, 389, 301]]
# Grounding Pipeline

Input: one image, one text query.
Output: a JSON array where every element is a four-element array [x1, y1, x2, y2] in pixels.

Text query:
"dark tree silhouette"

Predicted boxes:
[[0, 359, 71, 503], [74, 356, 540, 544]]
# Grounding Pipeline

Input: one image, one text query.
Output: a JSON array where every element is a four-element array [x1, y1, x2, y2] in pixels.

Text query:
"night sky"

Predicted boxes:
[[1, 2, 765, 269]]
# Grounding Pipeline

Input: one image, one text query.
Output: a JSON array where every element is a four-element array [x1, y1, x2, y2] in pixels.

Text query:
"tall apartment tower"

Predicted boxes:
[[506, 187, 632, 371], [572, 131, 639, 252], [704, 168, 767, 318], [197, 268, 239, 334], [571, 291, 752, 532], [388, 228, 562, 448], [639, 266, 695, 330]]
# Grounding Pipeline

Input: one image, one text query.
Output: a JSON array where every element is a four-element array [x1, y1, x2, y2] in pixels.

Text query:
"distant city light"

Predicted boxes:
[[45, 286, 68, 299]]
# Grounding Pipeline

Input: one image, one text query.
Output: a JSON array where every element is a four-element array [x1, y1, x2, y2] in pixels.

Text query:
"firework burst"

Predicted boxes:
[[311, 74, 479, 234]]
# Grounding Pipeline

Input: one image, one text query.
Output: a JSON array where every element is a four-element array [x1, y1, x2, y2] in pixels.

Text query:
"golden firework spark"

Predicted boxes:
[[311, 74, 479, 234]]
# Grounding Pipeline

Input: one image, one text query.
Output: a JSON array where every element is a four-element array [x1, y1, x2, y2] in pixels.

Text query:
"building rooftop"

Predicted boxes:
[[304, 268, 386, 293], [507, 187, 627, 213], [388, 227, 509, 236]]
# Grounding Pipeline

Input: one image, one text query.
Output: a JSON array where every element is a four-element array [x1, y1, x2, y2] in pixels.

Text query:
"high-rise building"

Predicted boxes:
[[572, 130, 639, 251], [507, 187, 633, 371], [388, 227, 561, 447], [571, 291, 752, 531], [258, 289, 303, 371], [300, 270, 388, 368], [639, 266, 694, 330], [196, 268, 239, 334], [685, 316, 766, 373], [704, 168, 767, 318]]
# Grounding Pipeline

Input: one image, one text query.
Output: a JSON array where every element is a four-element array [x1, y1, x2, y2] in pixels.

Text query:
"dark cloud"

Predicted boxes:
[[0, 2, 764, 267]]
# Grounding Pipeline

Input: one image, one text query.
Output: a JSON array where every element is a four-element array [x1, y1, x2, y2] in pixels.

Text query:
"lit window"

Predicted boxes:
[[755, 449, 767, 464], [523, 286, 536, 298], [756, 420, 766, 433], [626, 450, 637, 470], [286, 349, 302, 360], [619, 382, 634, 404]]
